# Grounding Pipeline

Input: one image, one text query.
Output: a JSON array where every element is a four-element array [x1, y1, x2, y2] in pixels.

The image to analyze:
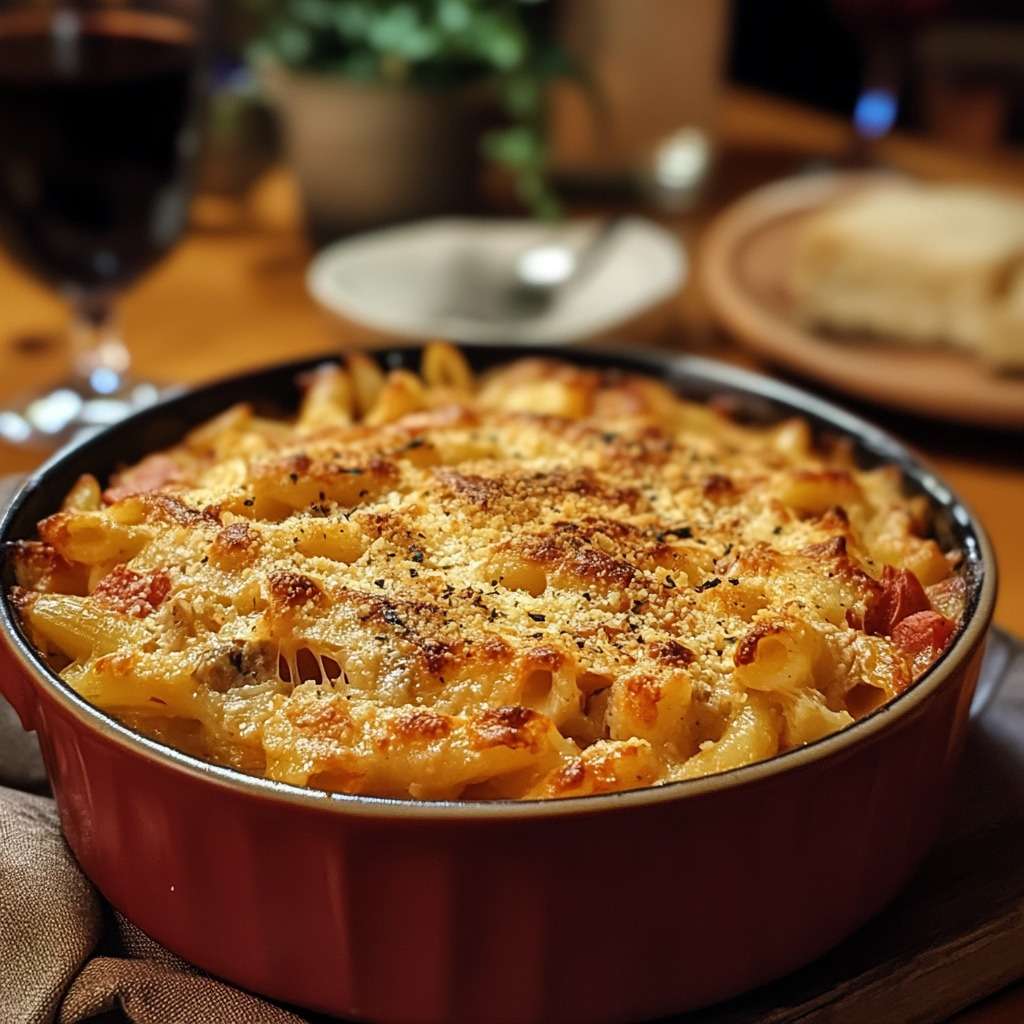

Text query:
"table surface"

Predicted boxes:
[[1, 87, 1022, 1023]]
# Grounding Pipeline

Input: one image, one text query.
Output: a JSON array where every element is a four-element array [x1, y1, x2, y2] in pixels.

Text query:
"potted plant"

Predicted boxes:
[[246, 0, 568, 239]]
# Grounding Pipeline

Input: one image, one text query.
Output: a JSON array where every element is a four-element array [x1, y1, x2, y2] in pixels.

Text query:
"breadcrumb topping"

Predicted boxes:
[[11, 348, 963, 800]]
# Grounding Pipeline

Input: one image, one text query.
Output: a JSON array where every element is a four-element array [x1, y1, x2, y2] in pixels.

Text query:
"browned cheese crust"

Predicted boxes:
[[9, 346, 964, 800]]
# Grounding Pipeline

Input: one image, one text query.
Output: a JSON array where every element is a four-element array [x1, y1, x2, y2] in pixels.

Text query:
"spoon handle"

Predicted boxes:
[[566, 216, 628, 293]]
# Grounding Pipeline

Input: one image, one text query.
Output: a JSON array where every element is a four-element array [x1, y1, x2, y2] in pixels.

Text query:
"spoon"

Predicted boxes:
[[444, 218, 627, 324], [509, 217, 626, 316]]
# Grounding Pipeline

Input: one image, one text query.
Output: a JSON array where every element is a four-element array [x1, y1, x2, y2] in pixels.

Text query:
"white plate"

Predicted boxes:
[[307, 216, 686, 344]]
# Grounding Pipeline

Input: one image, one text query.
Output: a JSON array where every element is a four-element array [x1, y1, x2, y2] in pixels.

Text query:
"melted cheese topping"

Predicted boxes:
[[11, 346, 964, 800]]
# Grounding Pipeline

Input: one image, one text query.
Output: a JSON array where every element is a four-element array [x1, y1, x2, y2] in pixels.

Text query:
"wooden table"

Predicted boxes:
[[1, 87, 1022, 1022]]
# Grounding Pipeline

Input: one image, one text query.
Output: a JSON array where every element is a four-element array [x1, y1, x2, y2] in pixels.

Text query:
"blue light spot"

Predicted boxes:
[[854, 88, 898, 140], [90, 367, 120, 395]]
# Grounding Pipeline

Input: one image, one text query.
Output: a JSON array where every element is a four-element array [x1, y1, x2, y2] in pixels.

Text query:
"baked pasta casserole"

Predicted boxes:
[[8, 345, 966, 800]]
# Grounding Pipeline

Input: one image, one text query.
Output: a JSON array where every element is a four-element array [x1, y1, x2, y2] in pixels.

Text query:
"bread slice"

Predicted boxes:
[[790, 183, 1024, 369], [986, 264, 1024, 367]]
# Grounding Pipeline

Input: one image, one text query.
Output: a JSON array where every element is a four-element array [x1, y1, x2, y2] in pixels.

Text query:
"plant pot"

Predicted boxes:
[[262, 64, 485, 242]]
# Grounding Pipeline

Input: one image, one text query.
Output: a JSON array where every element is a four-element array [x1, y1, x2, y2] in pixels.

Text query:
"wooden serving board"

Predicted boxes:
[[2, 476, 1024, 1023], [698, 172, 1024, 430]]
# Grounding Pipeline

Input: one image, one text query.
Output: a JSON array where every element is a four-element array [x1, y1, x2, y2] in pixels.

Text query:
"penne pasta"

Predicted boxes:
[[8, 346, 963, 801]]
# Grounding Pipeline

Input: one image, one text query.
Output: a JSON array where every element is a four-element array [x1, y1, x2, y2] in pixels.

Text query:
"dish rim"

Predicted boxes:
[[0, 343, 997, 821]]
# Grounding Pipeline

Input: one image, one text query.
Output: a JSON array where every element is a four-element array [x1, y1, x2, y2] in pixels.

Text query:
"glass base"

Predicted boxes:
[[0, 368, 163, 449]]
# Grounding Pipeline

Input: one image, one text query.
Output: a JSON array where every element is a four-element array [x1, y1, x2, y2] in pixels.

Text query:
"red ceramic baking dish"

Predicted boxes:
[[0, 345, 997, 1024]]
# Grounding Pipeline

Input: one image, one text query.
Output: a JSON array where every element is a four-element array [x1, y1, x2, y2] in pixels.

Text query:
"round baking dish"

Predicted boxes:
[[0, 345, 997, 1024]]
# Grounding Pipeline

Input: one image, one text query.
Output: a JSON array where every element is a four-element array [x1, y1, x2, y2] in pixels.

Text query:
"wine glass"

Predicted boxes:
[[0, 0, 208, 447]]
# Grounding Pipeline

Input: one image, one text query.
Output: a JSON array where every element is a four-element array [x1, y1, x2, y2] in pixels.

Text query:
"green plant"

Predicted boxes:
[[246, 0, 571, 217]]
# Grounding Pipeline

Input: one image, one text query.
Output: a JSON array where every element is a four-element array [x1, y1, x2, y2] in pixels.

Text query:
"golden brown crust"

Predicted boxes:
[[92, 566, 171, 619], [210, 521, 261, 569], [6, 541, 88, 595], [268, 571, 324, 610], [470, 706, 544, 752], [390, 708, 453, 742], [8, 346, 962, 801], [734, 622, 788, 668], [103, 453, 186, 503]]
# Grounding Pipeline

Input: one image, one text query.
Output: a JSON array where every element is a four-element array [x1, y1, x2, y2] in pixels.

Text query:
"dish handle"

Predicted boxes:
[[971, 626, 1024, 720]]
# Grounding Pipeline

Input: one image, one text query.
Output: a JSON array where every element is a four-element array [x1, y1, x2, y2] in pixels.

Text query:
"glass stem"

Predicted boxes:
[[69, 292, 130, 388]]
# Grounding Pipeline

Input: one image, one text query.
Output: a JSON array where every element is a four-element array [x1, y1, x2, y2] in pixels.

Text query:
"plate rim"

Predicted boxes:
[[698, 171, 1024, 430], [305, 215, 687, 345]]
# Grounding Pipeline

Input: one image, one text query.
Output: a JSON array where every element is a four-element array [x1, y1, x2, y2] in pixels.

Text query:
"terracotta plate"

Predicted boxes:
[[699, 172, 1024, 429]]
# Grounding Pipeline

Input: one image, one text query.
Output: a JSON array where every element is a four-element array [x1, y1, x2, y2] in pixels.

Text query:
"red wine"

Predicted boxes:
[[0, 12, 204, 291]]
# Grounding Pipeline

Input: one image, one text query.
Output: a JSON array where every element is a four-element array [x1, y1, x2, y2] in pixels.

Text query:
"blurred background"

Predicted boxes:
[[203, 0, 1024, 232], [733, 0, 1024, 150], [210, 0, 1024, 220], [2, 0, 1024, 453]]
